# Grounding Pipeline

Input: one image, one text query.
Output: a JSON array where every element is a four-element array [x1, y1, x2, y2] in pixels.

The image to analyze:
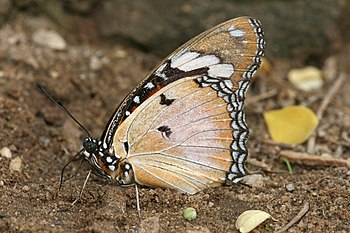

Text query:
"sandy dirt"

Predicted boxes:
[[0, 11, 349, 233]]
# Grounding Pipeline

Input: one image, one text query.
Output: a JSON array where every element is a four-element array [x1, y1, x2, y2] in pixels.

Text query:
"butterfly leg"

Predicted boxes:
[[71, 169, 92, 206], [135, 184, 141, 219], [59, 158, 85, 191], [59, 149, 84, 191]]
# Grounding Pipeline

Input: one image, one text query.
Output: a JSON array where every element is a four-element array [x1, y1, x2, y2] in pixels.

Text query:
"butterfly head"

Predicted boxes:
[[83, 137, 99, 154]]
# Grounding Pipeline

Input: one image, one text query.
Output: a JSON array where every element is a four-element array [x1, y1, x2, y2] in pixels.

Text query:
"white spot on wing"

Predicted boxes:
[[238, 163, 244, 171], [108, 165, 115, 171], [177, 55, 219, 71], [144, 82, 155, 89], [156, 63, 166, 73], [155, 63, 167, 78], [224, 79, 233, 89], [171, 51, 200, 68], [227, 173, 233, 180], [228, 26, 246, 37], [106, 156, 112, 163], [208, 64, 234, 78], [133, 96, 140, 104]]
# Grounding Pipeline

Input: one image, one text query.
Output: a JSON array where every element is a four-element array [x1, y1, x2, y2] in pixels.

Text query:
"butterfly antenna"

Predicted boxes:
[[36, 84, 91, 138]]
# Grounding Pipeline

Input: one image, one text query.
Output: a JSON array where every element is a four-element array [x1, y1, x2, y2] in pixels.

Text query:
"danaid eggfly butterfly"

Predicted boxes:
[[81, 16, 265, 195]]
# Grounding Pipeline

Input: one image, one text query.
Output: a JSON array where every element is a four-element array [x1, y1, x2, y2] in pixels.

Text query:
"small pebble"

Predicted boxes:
[[90, 52, 109, 71], [187, 227, 211, 233], [242, 174, 265, 188], [0, 147, 12, 159], [114, 49, 127, 58], [22, 185, 30, 192], [49, 70, 59, 79], [139, 216, 159, 233], [54, 219, 62, 226], [9, 145, 17, 151], [183, 207, 197, 221], [0, 180, 4, 186], [39, 136, 50, 148], [208, 201, 214, 208], [0, 211, 6, 218], [9, 157, 22, 172], [285, 183, 295, 192], [32, 29, 66, 50]]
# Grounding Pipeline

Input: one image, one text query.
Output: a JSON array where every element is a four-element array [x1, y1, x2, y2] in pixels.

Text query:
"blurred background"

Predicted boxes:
[[0, 1, 349, 232]]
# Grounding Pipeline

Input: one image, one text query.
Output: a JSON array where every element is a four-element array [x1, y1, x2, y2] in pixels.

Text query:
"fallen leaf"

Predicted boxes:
[[288, 66, 323, 91], [235, 210, 272, 233], [264, 106, 318, 144]]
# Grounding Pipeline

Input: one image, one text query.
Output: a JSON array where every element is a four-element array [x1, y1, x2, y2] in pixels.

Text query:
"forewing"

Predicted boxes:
[[102, 16, 264, 147]]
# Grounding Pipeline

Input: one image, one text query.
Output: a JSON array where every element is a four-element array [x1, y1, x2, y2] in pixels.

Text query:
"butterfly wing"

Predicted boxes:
[[108, 17, 265, 194]]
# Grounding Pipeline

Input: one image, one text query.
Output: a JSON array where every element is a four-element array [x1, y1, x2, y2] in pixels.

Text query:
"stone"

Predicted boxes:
[[285, 183, 295, 192], [32, 29, 67, 50], [9, 157, 22, 172], [0, 147, 12, 158]]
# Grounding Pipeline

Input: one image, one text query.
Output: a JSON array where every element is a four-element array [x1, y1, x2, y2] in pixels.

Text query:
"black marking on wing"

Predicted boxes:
[[157, 125, 172, 139], [160, 61, 209, 86], [159, 94, 175, 106], [124, 141, 129, 153]]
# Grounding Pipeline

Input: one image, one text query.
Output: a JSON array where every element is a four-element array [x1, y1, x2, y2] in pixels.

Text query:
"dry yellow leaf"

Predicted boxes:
[[235, 210, 272, 233], [264, 106, 318, 144]]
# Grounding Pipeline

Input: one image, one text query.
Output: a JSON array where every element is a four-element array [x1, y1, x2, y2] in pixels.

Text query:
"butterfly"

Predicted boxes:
[[77, 16, 265, 196]]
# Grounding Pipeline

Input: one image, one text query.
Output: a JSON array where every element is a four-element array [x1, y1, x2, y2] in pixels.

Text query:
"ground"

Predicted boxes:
[[0, 7, 349, 233]]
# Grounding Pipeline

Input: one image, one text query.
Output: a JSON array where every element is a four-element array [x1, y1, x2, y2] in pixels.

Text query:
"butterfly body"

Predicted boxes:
[[82, 16, 265, 194]]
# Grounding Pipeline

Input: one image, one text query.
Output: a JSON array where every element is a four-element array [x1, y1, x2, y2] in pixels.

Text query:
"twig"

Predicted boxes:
[[247, 158, 272, 172], [260, 139, 298, 150], [275, 202, 310, 233], [279, 150, 350, 168], [307, 73, 347, 153], [316, 73, 346, 119], [246, 89, 278, 105]]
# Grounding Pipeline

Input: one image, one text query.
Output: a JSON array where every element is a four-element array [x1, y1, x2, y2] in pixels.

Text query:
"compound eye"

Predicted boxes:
[[83, 137, 98, 154]]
